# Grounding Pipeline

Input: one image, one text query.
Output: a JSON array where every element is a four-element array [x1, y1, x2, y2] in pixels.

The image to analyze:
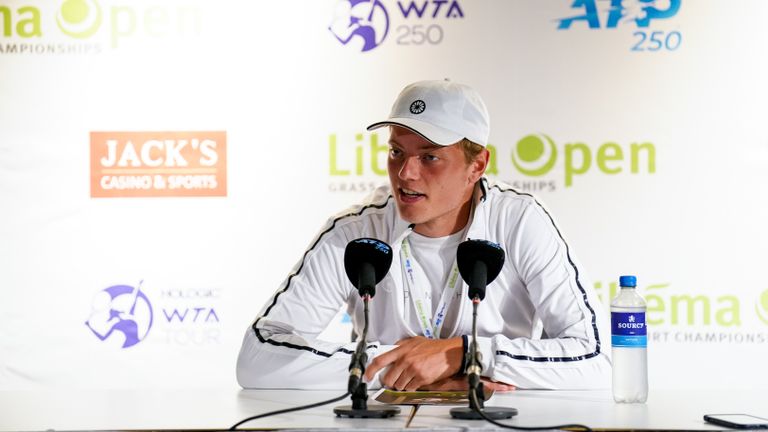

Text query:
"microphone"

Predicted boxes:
[[456, 239, 505, 301], [344, 238, 392, 298], [334, 238, 400, 419], [450, 239, 518, 421]]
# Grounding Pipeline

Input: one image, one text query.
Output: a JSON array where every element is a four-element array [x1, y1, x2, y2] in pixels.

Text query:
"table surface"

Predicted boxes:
[[1, 387, 765, 431]]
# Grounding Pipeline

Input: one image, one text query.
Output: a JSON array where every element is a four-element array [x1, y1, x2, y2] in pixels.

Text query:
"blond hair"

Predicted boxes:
[[458, 138, 485, 164]]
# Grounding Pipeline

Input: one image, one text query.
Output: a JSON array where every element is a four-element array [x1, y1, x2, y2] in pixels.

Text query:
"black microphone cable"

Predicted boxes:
[[229, 391, 351, 430], [468, 390, 593, 432]]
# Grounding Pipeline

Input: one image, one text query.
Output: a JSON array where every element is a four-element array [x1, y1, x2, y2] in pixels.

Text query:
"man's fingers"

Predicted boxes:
[[364, 357, 386, 381], [364, 346, 402, 381], [483, 381, 516, 393], [391, 369, 417, 391], [380, 356, 409, 388]]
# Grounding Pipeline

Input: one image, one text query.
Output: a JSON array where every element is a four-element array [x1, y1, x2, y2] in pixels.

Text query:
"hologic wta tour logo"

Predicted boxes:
[[85, 281, 154, 349], [556, 0, 682, 52], [328, 0, 465, 53], [86, 282, 224, 348]]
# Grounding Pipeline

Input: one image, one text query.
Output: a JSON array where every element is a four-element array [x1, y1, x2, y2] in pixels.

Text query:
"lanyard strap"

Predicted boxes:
[[400, 237, 462, 339]]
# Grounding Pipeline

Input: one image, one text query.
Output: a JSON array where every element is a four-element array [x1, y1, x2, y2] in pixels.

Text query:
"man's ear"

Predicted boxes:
[[468, 149, 490, 183]]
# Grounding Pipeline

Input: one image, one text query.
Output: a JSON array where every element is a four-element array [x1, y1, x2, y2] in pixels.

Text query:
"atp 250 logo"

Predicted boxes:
[[557, 0, 682, 52], [328, 0, 465, 52]]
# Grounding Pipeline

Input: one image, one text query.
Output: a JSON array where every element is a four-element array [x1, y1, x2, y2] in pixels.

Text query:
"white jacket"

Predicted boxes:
[[237, 178, 611, 390]]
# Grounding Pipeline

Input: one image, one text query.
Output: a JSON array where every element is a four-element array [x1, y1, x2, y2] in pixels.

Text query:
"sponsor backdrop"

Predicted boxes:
[[1, 0, 767, 391]]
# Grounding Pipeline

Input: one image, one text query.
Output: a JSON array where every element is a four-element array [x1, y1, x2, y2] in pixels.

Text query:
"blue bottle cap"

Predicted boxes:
[[619, 275, 637, 288]]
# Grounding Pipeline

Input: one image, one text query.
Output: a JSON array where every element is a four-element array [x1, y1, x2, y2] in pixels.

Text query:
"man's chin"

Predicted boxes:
[[395, 204, 426, 226]]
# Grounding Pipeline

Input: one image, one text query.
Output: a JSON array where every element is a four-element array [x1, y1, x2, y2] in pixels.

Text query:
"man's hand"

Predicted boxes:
[[364, 336, 463, 391], [418, 375, 516, 393]]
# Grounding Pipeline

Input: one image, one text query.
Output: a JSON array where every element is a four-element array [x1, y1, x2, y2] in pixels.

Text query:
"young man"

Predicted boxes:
[[237, 80, 611, 391]]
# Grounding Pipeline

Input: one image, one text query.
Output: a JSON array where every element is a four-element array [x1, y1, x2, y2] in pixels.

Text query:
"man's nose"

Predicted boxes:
[[398, 156, 421, 181]]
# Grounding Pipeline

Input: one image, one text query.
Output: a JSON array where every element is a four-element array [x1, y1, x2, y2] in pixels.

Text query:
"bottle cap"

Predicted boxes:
[[619, 275, 637, 288]]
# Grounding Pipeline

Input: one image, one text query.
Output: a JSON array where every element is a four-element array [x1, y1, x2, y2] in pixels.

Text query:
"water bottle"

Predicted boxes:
[[611, 275, 648, 403]]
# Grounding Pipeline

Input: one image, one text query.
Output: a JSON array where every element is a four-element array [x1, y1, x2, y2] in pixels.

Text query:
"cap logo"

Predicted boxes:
[[409, 100, 426, 115]]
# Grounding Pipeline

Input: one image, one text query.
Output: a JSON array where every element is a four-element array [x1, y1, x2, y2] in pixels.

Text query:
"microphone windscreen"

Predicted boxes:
[[457, 239, 505, 286], [344, 238, 393, 289]]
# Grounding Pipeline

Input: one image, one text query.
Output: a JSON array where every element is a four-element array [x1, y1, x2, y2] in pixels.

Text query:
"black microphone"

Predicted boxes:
[[451, 239, 517, 421], [334, 238, 400, 419], [344, 238, 392, 298], [456, 239, 505, 301]]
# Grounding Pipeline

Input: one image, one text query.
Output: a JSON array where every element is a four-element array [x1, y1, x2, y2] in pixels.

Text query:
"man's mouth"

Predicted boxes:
[[399, 187, 426, 202]]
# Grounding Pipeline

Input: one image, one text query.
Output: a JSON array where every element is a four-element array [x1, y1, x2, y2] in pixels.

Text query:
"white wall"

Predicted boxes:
[[1, 0, 767, 391]]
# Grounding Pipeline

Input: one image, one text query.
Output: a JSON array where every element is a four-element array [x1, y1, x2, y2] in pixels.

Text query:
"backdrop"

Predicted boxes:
[[1, 0, 767, 391]]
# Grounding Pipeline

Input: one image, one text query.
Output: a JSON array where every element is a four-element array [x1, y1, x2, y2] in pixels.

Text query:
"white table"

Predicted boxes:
[[1, 388, 765, 430]]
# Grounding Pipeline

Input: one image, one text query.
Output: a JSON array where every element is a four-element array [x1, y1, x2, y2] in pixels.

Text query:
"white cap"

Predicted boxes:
[[367, 80, 490, 147]]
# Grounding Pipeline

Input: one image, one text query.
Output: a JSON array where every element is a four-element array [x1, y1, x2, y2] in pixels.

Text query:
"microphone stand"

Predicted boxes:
[[334, 293, 400, 418], [450, 296, 518, 420]]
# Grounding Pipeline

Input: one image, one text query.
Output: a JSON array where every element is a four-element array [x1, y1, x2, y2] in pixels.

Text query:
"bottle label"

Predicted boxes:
[[611, 312, 647, 348]]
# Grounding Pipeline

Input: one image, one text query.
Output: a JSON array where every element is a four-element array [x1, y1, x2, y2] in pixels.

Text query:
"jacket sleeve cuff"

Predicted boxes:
[[475, 336, 495, 377]]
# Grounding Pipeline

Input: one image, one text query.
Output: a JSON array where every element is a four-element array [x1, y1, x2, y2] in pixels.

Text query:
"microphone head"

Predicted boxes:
[[457, 239, 505, 296], [344, 238, 393, 291]]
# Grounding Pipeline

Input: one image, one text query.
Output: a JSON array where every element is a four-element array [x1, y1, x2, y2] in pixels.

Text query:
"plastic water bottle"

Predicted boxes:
[[611, 275, 648, 403]]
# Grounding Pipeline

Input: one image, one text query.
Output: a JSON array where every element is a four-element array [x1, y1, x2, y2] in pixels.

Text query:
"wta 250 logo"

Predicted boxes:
[[328, 0, 465, 53]]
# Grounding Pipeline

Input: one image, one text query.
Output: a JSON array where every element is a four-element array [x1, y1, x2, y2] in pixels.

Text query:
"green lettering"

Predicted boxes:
[[564, 142, 591, 187], [0, 6, 11, 37], [370, 133, 387, 176], [485, 144, 498, 175], [594, 281, 605, 304], [645, 283, 669, 325], [17, 6, 41, 37], [715, 296, 741, 327], [646, 294, 665, 325], [596, 142, 623, 174], [176, 6, 201, 35], [143, 7, 169, 37], [610, 281, 618, 301], [631, 142, 656, 173], [355, 134, 363, 175], [111, 6, 136, 48], [328, 135, 350, 176], [671, 295, 710, 325]]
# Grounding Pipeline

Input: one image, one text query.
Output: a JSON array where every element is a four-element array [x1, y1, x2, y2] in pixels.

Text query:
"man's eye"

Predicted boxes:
[[423, 154, 438, 162], [389, 148, 402, 157]]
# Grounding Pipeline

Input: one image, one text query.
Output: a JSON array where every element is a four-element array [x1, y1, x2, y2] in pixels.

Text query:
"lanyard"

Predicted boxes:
[[400, 236, 462, 339]]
